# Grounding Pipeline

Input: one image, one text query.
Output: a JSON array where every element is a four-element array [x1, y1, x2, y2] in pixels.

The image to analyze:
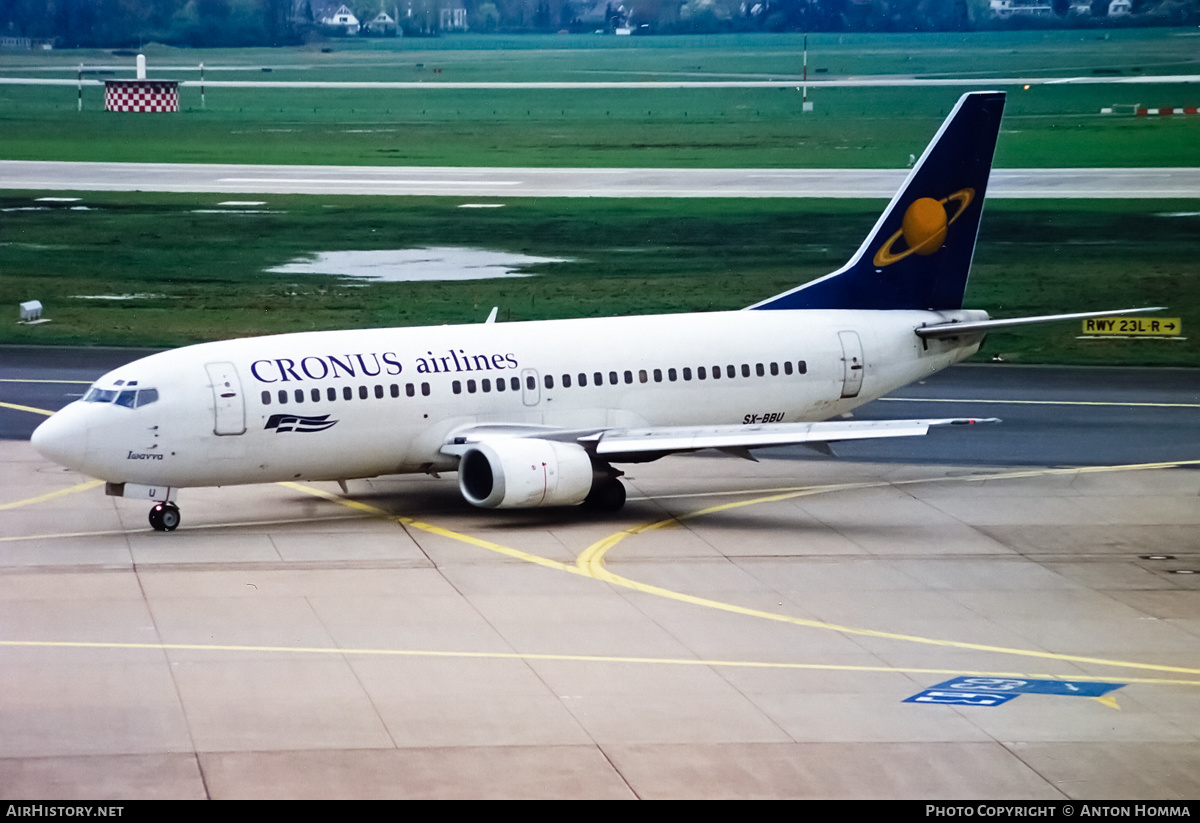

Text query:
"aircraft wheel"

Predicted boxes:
[[585, 477, 626, 512], [149, 503, 180, 532]]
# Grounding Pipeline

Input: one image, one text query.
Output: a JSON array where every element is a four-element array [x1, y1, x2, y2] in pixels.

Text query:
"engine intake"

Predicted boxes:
[[458, 439, 596, 508]]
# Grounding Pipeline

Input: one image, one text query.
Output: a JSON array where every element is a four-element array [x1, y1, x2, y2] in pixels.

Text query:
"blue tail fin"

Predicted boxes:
[[749, 91, 1006, 312]]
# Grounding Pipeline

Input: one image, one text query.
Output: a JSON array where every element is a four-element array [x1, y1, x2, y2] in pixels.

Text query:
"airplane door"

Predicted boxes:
[[521, 368, 540, 407], [205, 361, 246, 435], [838, 331, 864, 399]]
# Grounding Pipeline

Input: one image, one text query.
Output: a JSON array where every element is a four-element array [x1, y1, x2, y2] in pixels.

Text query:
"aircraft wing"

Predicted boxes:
[[590, 418, 996, 456], [443, 417, 998, 460]]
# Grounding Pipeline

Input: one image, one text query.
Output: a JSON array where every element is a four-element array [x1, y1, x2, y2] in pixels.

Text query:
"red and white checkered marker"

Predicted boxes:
[[104, 80, 179, 113]]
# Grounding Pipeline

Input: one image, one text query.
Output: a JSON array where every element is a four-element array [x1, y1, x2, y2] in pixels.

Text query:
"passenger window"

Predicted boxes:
[[798, 361, 807, 374], [727, 365, 736, 378], [668, 368, 677, 382], [698, 366, 706, 380], [563, 374, 572, 388], [784, 361, 793, 375], [482, 378, 491, 393], [653, 369, 662, 383], [711, 366, 720, 380], [741, 364, 750, 378], [278, 390, 288, 404], [328, 387, 337, 401], [770, 362, 779, 376], [578, 373, 587, 387], [115, 390, 137, 408], [390, 384, 400, 398], [683, 367, 691, 381], [756, 363, 764, 377], [544, 375, 554, 389], [639, 370, 648, 384], [467, 380, 476, 394], [406, 383, 415, 397], [510, 377, 519, 391], [262, 391, 271, 405], [609, 371, 618, 385], [452, 380, 462, 395], [374, 385, 384, 399], [624, 370, 633, 384], [422, 383, 431, 396], [593, 372, 602, 386], [357, 386, 367, 399], [312, 388, 321, 402], [526, 375, 536, 390], [343, 386, 352, 401], [295, 389, 304, 403]]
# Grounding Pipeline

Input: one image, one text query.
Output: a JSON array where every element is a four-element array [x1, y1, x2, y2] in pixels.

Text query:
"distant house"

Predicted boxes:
[[320, 3, 361, 34], [440, 4, 467, 30], [1108, 0, 1132, 14], [365, 10, 398, 35], [988, 0, 1053, 17]]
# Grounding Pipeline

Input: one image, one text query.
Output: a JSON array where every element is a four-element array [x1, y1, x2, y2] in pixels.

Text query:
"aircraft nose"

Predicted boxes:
[[31, 407, 87, 469]]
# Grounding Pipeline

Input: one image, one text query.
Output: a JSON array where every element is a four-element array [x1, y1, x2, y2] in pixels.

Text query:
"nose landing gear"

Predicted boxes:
[[149, 502, 181, 532]]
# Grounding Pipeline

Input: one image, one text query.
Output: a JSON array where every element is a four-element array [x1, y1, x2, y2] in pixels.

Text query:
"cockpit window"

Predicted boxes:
[[84, 386, 159, 407]]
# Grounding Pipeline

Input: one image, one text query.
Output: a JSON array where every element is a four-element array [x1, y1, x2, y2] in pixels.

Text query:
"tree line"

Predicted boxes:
[[0, 0, 1195, 48]]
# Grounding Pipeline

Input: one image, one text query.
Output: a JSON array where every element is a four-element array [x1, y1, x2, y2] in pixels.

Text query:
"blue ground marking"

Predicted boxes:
[[904, 689, 1020, 707], [905, 677, 1126, 707], [929, 677, 1125, 698]]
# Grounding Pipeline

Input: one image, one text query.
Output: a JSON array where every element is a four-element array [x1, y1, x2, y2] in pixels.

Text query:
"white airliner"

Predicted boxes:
[[31, 91, 1157, 531]]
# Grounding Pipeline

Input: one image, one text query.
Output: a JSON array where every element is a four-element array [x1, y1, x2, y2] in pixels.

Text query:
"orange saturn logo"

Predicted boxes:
[[873, 188, 974, 267]]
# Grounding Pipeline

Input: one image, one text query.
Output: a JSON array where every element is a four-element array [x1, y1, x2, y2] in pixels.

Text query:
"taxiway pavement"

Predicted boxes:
[[1, 349, 1198, 799]]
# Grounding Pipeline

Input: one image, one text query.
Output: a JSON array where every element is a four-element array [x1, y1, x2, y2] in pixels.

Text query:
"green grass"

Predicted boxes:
[[1, 192, 1194, 366], [0, 30, 1197, 168], [0, 31, 1194, 365]]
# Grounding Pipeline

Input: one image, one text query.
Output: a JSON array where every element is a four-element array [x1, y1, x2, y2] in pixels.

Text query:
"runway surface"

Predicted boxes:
[[2, 347, 1198, 799], [4, 74, 1200, 89], [3, 160, 1198, 198]]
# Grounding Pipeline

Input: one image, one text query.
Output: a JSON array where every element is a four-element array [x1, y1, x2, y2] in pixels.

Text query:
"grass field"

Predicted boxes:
[[1, 192, 1195, 366], [0, 30, 1195, 365], [0, 30, 1198, 168]]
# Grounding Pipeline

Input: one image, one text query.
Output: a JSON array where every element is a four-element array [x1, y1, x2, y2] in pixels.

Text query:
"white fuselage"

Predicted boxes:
[[33, 308, 985, 489]]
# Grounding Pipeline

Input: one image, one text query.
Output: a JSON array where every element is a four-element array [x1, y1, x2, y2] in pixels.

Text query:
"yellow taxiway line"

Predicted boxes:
[[0, 400, 55, 417], [283, 460, 1200, 680], [0, 638, 1193, 693], [0, 479, 104, 511]]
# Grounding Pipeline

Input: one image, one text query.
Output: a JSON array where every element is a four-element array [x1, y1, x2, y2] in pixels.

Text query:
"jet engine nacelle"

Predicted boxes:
[[458, 438, 596, 508]]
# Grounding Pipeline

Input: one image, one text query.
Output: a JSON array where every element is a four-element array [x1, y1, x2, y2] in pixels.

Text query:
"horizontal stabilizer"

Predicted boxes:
[[916, 307, 1166, 339]]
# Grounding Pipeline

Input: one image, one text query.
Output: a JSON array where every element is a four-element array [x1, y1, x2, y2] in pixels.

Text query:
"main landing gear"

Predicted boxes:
[[149, 501, 181, 532]]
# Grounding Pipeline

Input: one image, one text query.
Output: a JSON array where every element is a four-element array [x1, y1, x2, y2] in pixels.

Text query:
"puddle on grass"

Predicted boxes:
[[71, 293, 166, 300], [266, 247, 570, 282]]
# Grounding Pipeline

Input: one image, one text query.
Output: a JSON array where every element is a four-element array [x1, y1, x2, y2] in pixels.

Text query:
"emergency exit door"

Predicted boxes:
[[838, 331, 864, 399], [205, 361, 246, 435]]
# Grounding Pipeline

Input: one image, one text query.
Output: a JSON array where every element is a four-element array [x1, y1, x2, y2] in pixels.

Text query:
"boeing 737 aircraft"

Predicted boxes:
[[31, 91, 1157, 531]]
